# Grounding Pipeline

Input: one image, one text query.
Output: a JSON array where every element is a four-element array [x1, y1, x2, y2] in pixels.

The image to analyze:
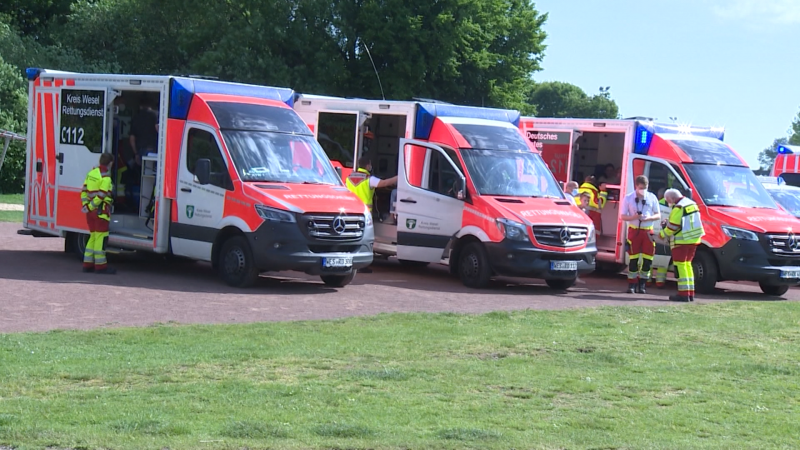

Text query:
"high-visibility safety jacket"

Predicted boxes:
[[659, 197, 704, 245], [81, 165, 114, 221], [578, 182, 607, 212], [345, 168, 375, 210]]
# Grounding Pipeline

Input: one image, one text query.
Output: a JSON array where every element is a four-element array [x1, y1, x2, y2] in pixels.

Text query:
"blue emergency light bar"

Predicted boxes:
[[169, 77, 295, 120], [633, 121, 726, 154], [778, 144, 800, 154], [414, 102, 521, 140]]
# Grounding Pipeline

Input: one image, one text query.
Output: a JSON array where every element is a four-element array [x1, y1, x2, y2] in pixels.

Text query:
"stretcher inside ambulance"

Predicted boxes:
[[520, 117, 800, 295], [295, 97, 597, 289], [22, 68, 373, 288]]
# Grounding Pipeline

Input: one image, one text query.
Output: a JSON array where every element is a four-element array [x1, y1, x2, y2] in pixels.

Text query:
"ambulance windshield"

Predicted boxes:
[[683, 164, 777, 209], [449, 122, 564, 198], [461, 149, 565, 198], [221, 131, 342, 185]]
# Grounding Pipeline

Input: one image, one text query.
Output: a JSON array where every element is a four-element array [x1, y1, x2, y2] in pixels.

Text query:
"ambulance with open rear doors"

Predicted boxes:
[[520, 117, 800, 295], [294, 95, 597, 289], [19, 68, 374, 288]]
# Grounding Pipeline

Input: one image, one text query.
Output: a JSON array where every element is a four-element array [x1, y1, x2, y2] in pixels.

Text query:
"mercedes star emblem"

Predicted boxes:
[[559, 227, 570, 243], [332, 216, 347, 235]]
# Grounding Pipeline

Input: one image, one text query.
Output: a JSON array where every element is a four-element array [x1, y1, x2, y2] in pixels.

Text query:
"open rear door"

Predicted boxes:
[[521, 125, 576, 185], [396, 139, 466, 263], [54, 86, 114, 231], [314, 110, 364, 180]]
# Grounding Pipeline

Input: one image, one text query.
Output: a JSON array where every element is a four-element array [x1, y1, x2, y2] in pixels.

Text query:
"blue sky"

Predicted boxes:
[[531, 0, 800, 168]]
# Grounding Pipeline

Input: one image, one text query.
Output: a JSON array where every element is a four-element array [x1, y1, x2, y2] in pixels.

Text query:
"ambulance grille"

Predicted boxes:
[[303, 214, 366, 241], [532, 226, 587, 248], [766, 233, 800, 255]]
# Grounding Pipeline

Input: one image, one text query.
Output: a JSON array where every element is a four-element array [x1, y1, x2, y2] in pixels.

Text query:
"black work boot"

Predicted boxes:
[[637, 278, 647, 294], [627, 282, 636, 294], [669, 294, 690, 302]]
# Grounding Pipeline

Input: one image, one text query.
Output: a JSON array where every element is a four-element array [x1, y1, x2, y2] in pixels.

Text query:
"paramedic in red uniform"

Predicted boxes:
[[346, 154, 397, 272], [80, 153, 117, 274], [620, 175, 660, 294]]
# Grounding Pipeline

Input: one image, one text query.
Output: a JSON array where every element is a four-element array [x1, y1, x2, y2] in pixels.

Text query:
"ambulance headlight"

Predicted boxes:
[[255, 205, 296, 223], [721, 226, 757, 241], [496, 218, 529, 242], [587, 223, 596, 244], [364, 205, 373, 227]]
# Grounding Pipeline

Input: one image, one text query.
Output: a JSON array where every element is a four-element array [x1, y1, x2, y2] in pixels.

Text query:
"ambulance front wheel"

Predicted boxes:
[[758, 282, 789, 296], [218, 235, 259, 288], [692, 250, 718, 295], [458, 242, 491, 288]]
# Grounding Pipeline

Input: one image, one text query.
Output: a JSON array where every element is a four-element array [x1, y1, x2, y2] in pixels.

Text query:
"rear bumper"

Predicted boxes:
[[484, 239, 597, 280], [245, 221, 374, 275], [714, 238, 800, 285]]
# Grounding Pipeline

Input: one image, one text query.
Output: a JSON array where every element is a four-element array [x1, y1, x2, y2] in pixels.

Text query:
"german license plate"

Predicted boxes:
[[322, 256, 353, 268], [551, 261, 578, 271], [780, 269, 800, 279]]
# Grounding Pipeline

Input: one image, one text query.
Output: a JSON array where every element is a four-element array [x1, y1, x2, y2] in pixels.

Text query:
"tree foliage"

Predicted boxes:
[[757, 109, 800, 172], [0, 0, 621, 193], [528, 81, 619, 119]]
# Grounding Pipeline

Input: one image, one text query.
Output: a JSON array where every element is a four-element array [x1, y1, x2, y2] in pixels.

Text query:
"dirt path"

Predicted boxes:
[[1, 222, 796, 333]]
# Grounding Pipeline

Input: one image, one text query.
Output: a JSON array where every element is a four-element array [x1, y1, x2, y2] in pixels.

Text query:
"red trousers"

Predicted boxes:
[[589, 210, 602, 235], [627, 227, 655, 281]]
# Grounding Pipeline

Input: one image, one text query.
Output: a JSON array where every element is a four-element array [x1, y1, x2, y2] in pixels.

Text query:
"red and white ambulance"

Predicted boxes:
[[19, 68, 374, 288], [770, 144, 800, 186], [520, 117, 800, 295], [293, 95, 597, 289]]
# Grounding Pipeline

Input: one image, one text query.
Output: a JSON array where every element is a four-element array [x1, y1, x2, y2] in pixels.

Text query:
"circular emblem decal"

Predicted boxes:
[[559, 227, 570, 243], [332, 216, 347, 235]]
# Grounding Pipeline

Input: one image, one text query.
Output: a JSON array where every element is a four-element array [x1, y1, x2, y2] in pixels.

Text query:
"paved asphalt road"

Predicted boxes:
[[1, 223, 797, 333]]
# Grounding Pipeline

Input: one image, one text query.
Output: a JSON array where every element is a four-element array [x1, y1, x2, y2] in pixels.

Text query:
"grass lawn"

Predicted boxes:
[[1, 303, 799, 450], [0, 193, 23, 204], [0, 211, 23, 222]]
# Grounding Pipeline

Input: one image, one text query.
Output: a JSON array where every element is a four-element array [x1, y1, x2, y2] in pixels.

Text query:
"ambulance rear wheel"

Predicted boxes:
[[218, 236, 259, 288], [320, 271, 356, 288], [67, 232, 89, 261], [458, 242, 491, 288]]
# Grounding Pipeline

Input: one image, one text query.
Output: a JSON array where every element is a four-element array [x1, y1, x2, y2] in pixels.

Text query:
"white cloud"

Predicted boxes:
[[707, 0, 800, 25]]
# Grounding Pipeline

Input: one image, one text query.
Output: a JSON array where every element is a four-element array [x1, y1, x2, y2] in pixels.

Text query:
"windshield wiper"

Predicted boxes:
[[300, 181, 335, 185]]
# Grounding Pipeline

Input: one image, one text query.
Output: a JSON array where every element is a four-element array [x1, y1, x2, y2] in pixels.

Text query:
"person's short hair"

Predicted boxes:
[[664, 188, 683, 203], [635, 175, 648, 187], [99, 153, 114, 166], [580, 192, 590, 199], [358, 154, 372, 170], [565, 181, 579, 191]]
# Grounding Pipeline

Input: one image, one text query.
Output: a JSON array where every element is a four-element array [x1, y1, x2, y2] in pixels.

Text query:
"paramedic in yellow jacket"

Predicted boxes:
[[345, 154, 397, 273], [659, 189, 705, 302], [80, 153, 117, 274], [578, 175, 608, 233]]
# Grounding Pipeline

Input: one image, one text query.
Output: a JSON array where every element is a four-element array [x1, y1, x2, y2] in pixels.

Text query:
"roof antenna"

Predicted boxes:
[[361, 40, 385, 100]]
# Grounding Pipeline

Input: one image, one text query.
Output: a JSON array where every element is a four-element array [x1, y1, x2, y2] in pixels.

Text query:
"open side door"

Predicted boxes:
[[628, 154, 691, 268], [54, 86, 116, 231], [521, 126, 576, 185], [396, 138, 466, 263], [314, 110, 365, 181]]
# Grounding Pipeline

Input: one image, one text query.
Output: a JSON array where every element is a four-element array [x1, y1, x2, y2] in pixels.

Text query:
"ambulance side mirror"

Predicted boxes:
[[335, 166, 343, 181], [195, 158, 211, 185], [457, 177, 466, 201]]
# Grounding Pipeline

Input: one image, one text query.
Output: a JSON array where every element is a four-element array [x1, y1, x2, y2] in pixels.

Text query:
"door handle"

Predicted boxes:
[[181, 188, 192, 193], [56, 153, 64, 163], [400, 198, 416, 204]]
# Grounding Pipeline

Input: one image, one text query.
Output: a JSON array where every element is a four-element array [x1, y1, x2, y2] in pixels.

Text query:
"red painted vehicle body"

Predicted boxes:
[[520, 117, 800, 295], [294, 95, 597, 289], [20, 68, 373, 288]]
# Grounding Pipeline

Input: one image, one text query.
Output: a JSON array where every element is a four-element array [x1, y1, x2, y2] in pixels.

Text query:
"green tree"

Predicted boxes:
[[0, 54, 28, 193], [790, 108, 800, 145], [0, 0, 76, 39], [527, 81, 619, 118]]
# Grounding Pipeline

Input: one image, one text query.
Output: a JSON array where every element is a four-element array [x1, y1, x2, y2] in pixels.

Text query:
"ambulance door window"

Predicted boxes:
[[186, 128, 233, 191], [426, 148, 464, 199], [317, 112, 357, 169]]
